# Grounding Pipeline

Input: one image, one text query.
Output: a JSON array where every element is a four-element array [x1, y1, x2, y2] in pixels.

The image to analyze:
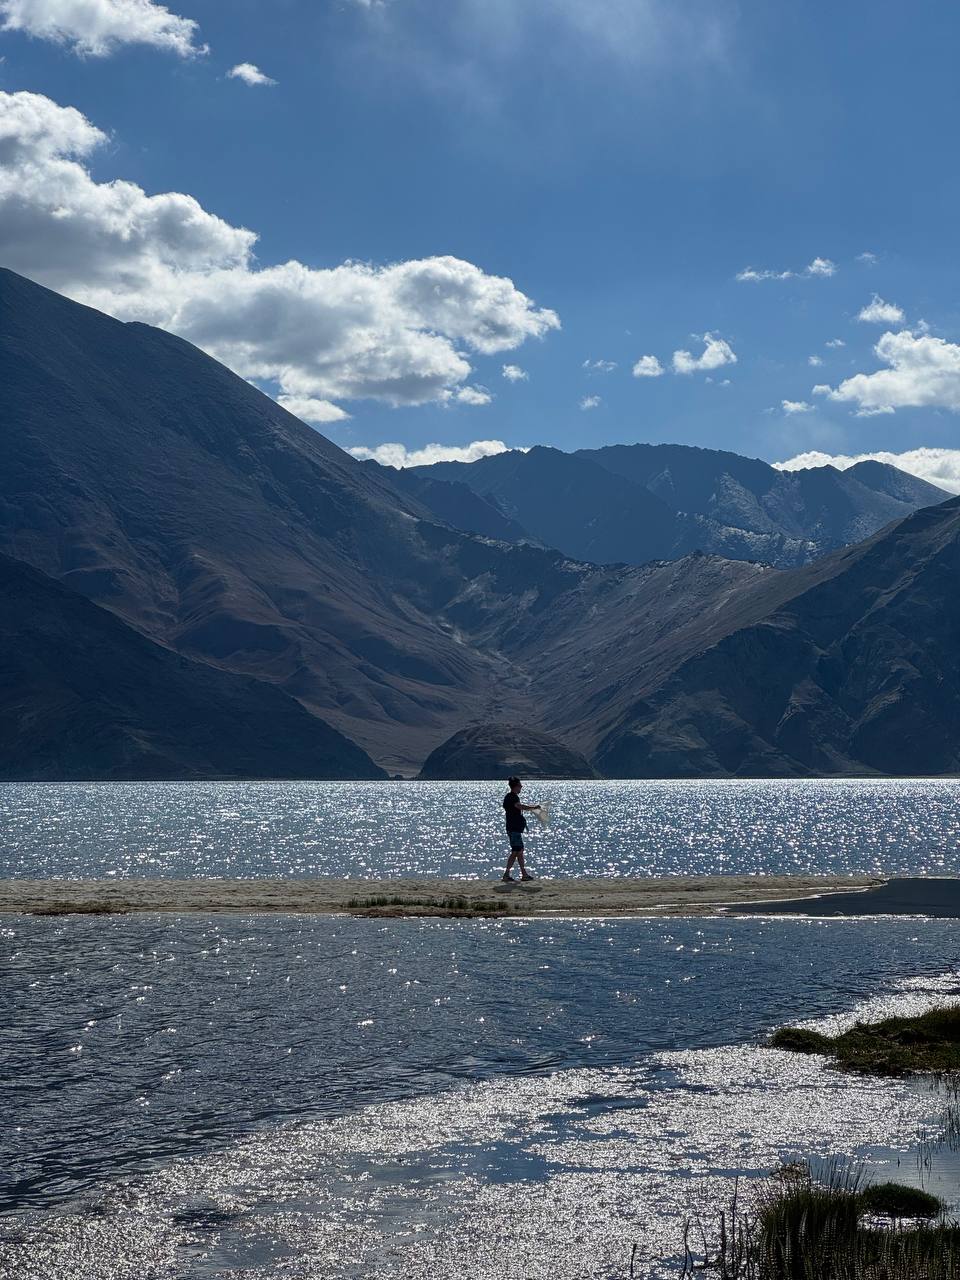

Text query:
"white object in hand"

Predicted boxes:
[[533, 804, 550, 828]]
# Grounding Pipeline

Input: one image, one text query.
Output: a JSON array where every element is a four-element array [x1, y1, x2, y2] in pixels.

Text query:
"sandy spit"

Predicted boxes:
[[0, 875, 883, 918]]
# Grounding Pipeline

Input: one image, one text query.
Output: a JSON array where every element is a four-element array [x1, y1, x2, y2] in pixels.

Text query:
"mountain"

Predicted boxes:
[[0, 552, 384, 781], [5, 268, 959, 781], [418, 722, 599, 780], [410, 443, 948, 568], [0, 268, 542, 774], [595, 497, 960, 777], [2, 268, 749, 775], [361, 462, 534, 543]]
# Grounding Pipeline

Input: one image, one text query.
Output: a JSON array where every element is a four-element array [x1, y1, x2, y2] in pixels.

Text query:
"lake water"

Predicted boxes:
[[2, 778, 960, 879], [4, 912, 960, 1278], [4, 780, 960, 1278]]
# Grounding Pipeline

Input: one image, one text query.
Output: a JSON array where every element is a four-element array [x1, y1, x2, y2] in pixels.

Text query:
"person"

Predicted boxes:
[[501, 776, 541, 882]]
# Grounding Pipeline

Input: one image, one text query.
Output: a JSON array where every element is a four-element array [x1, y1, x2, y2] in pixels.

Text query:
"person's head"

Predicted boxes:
[[508, 776, 522, 793]]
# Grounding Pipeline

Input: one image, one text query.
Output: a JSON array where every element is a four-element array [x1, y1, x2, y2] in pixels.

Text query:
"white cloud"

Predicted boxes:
[[228, 62, 276, 87], [632, 354, 664, 378], [773, 448, 960, 494], [805, 257, 836, 277], [857, 294, 905, 325], [808, 354, 823, 367], [0, 91, 559, 414], [276, 395, 350, 425], [781, 399, 813, 414], [501, 363, 527, 382], [825, 338, 846, 348], [0, 0, 204, 56], [348, 439, 514, 468], [579, 395, 602, 410], [736, 257, 836, 283], [582, 357, 617, 374], [672, 332, 737, 375], [857, 251, 878, 264], [453, 384, 492, 406], [817, 329, 960, 416]]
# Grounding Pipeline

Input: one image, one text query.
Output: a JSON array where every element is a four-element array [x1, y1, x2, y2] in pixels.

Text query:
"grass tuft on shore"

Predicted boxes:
[[769, 1003, 960, 1075], [345, 894, 512, 917], [682, 1163, 957, 1278]]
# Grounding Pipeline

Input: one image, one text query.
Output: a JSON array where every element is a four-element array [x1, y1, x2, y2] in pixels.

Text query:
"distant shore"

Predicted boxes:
[[0, 874, 896, 918]]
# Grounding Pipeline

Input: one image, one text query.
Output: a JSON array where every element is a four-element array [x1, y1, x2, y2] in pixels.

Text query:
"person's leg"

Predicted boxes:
[[503, 833, 521, 880], [517, 849, 534, 881]]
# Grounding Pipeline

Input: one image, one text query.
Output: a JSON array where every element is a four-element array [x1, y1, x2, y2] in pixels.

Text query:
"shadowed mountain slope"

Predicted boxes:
[[594, 497, 960, 777], [411, 443, 948, 568], [418, 722, 599, 780], [5, 269, 959, 780], [0, 268, 547, 772], [0, 553, 384, 780]]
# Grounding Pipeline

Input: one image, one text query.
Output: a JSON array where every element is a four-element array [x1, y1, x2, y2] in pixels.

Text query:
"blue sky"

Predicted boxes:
[[2, 0, 960, 485]]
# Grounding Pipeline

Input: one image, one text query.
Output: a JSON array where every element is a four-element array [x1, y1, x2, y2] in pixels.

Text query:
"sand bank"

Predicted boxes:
[[0, 874, 887, 918]]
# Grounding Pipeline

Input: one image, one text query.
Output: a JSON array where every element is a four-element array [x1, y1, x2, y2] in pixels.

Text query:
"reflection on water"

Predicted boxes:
[[3, 914, 960, 1277], [2, 777, 960, 880]]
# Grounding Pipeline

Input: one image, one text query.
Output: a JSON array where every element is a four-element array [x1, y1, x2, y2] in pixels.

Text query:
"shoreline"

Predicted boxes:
[[5, 875, 960, 918], [0, 874, 890, 918]]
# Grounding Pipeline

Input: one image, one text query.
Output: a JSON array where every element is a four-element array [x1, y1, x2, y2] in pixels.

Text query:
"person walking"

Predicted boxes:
[[501, 775, 541, 882]]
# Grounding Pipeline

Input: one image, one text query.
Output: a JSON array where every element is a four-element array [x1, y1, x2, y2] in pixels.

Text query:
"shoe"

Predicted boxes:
[[501, 874, 516, 882], [520, 874, 535, 882]]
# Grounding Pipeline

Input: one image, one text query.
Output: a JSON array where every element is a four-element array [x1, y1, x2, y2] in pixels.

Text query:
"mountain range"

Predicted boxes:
[[3, 267, 959, 780], [406, 443, 947, 568]]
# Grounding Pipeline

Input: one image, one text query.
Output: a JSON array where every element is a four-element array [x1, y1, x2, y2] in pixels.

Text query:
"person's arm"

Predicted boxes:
[[520, 802, 541, 811]]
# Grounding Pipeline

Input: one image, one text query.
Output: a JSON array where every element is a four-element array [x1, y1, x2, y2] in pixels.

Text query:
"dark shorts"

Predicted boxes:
[[508, 830, 525, 852]]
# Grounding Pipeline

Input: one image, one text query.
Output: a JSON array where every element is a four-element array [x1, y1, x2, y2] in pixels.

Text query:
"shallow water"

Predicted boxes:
[[2, 778, 960, 879], [4, 913, 960, 1278]]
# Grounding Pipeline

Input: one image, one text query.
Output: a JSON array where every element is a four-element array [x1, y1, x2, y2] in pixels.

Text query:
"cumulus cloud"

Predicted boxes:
[[579, 395, 602, 410], [857, 251, 878, 264], [808, 354, 823, 367], [781, 399, 813, 414], [276, 395, 350, 425], [632, 354, 664, 378], [582, 357, 617, 374], [0, 0, 204, 56], [0, 91, 559, 414], [773, 448, 960, 494], [671, 332, 737, 375], [817, 330, 960, 416], [348, 439, 514, 468], [736, 257, 836, 283], [228, 62, 276, 87], [825, 338, 846, 348], [857, 294, 905, 325], [453, 384, 492, 405], [501, 363, 527, 382]]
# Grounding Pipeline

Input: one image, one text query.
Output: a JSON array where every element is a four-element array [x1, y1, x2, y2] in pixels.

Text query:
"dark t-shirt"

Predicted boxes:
[[503, 791, 526, 832]]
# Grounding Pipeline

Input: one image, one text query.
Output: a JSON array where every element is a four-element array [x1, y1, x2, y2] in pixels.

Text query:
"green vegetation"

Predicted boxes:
[[346, 894, 512, 917], [679, 1163, 958, 1279], [860, 1181, 944, 1219], [769, 1003, 960, 1076]]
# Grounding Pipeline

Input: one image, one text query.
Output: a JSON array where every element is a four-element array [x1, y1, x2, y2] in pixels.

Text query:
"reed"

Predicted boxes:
[[672, 1162, 959, 1279]]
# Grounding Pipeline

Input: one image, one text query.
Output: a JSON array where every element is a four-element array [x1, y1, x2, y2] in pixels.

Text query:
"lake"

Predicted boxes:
[[3, 780, 960, 1278], [2, 777, 959, 879]]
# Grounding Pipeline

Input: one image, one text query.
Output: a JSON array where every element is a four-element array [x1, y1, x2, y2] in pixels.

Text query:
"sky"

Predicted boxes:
[[2, 0, 960, 488]]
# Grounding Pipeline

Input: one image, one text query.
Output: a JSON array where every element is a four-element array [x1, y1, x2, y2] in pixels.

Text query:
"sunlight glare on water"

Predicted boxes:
[[1, 778, 959, 879]]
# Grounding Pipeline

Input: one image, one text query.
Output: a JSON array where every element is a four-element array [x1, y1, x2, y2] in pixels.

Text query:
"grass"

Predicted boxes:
[[674, 1162, 959, 1279], [345, 894, 512, 916], [769, 1004, 960, 1076]]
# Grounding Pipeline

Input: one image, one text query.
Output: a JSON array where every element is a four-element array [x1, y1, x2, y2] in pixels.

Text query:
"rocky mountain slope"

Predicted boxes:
[[0, 553, 383, 780], [594, 497, 960, 777], [418, 722, 598, 780], [410, 443, 947, 568], [4, 268, 958, 779]]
